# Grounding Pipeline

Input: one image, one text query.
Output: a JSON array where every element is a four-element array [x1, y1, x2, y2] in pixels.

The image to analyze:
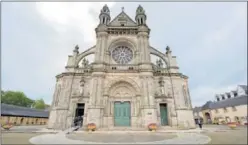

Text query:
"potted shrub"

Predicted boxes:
[[227, 122, 237, 129], [1, 123, 13, 130], [87, 123, 96, 132], [148, 123, 157, 132]]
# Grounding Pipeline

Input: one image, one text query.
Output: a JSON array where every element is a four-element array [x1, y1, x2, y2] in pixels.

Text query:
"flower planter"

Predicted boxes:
[[87, 123, 96, 132], [1, 124, 13, 130], [227, 122, 237, 129], [148, 123, 157, 131]]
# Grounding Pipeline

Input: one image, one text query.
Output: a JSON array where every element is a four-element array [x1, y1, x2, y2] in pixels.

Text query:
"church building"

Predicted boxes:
[[47, 5, 195, 130]]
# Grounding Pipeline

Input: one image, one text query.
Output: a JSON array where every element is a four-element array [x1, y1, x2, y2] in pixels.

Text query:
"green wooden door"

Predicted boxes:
[[160, 105, 168, 126], [114, 102, 130, 126]]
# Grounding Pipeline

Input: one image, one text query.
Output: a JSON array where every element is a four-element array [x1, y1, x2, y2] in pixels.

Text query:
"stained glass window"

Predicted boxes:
[[111, 46, 133, 64]]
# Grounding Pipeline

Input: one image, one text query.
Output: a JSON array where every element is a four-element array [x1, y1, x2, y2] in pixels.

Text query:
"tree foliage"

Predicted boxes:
[[33, 98, 46, 109], [1, 91, 34, 107]]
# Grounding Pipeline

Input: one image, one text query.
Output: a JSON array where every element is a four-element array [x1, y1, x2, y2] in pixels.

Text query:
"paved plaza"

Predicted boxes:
[[67, 132, 176, 143], [1, 125, 247, 144]]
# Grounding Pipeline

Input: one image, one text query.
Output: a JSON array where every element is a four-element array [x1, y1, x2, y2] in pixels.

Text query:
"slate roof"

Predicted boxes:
[[1, 103, 49, 118], [201, 95, 247, 110], [201, 101, 212, 110], [210, 95, 247, 109], [193, 106, 202, 113], [239, 85, 247, 91]]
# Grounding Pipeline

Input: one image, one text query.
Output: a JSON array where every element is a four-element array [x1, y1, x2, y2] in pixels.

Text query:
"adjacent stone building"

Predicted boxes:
[[193, 85, 248, 125], [48, 5, 195, 130]]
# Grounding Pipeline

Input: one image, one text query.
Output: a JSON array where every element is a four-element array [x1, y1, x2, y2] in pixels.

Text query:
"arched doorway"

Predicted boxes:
[[110, 83, 135, 127], [105, 78, 141, 127], [204, 112, 211, 124]]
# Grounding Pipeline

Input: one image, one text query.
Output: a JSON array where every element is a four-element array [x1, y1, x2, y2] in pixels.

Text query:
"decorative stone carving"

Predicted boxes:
[[156, 59, 163, 68], [182, 84, 189, 107], [82, 58, 89, 68], [80, 77, 85, 95]]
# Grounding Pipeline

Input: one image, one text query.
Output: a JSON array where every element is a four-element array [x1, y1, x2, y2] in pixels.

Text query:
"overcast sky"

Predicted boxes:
[[2, 2, 247, 107]]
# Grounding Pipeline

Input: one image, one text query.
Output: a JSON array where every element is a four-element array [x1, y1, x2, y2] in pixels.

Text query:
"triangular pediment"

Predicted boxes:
[[109, 11, 137, 27]]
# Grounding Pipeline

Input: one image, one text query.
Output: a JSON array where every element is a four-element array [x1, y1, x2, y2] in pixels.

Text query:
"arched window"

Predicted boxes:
[[141, 18, 143, 25]]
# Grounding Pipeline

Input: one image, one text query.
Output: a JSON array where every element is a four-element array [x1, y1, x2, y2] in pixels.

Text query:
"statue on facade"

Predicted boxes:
[[80, 77, 85, 95], [165, 46, 172, 54], [183, 84, 189, 107], [158, 77, 165, 95], [74, 45, 79, 53]]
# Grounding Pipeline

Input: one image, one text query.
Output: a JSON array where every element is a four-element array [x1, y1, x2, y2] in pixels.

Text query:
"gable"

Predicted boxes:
[[109, 12, 137, 27]]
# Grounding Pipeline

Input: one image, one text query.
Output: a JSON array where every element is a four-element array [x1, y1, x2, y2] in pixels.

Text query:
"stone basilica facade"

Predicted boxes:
[[48, 5, 196, 130]]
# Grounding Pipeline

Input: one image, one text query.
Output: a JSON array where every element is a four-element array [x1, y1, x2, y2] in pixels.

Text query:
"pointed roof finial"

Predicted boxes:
[[166, 46, 170, 51], [122, 7, 124, 12], [165, 45, 171, 54]]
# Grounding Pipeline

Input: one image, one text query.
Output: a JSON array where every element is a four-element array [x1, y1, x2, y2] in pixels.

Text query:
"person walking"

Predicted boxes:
[[74, 116, 79, 127], [198, 118, 203, 129], [78, 116, 83, 127]]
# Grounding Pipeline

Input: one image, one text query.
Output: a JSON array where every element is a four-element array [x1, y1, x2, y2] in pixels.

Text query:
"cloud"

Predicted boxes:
[[2, 2, 246, 107], [191, 79, 247, 107], [36, 2, 115, 45]]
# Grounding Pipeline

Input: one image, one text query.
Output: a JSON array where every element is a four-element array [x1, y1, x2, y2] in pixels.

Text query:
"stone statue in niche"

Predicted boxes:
[[54, 85, 61, 106], [182, 84, 189, 107], [158, 77, 165, 95], [82, 58, 89, 68], [80, 77, 85, 96]]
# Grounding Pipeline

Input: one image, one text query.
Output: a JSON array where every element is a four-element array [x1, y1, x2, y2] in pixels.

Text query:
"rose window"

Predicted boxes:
[[111, 46, 133, 64]]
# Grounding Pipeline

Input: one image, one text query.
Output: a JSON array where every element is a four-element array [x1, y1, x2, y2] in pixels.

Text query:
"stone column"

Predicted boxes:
[[148, 77, 155, 106], [141, 77, 148, 106], [137, 32, 150, 63], [95, 31, 108, 63], [87, 74, 105, 128]]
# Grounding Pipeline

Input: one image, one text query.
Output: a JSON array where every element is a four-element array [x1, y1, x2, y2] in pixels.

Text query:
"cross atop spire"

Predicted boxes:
[[122, 7, 124, 12]]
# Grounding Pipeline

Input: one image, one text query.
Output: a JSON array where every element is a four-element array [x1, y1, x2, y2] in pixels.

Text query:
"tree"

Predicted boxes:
[[33, 98, 46, 109], [1, 90, 5, 97], [1, 91, 34, 107]]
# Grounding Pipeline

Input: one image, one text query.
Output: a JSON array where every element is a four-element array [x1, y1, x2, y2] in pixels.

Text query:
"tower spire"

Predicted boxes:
[[99, 4, 111, 25], [135, 5, 147, 26]]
